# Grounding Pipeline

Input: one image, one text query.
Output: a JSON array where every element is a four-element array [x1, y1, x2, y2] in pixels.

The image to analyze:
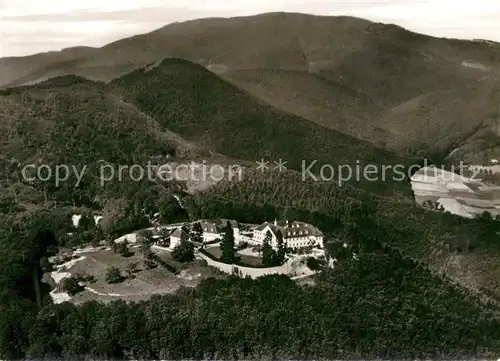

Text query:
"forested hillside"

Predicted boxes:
[[111, 58, 402, 173], [1, 197, 500, 359], [201, 169, 500, 297], [0, 61, 412, 200]]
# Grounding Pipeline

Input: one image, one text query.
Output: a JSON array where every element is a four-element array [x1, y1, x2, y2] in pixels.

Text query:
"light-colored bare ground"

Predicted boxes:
[[158, 161, 246, 193], [411, 166, 500, 218], [294, 274, 317, 286], [48, 248, 223, 304]]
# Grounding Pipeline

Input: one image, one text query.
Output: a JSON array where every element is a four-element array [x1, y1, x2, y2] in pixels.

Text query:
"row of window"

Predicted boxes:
[[286, 237, 314, 242], [287, 240, 320, 248], [288, 242, 309, 248], [203, 227, 240, 233], [254, 231, 320, 241]]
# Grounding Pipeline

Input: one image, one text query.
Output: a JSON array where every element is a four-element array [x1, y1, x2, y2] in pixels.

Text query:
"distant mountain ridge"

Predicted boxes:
[[1, 12, 500, 162]]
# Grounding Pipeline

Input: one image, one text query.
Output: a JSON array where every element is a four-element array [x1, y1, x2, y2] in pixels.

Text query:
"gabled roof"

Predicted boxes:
[[171, 227, 189, 238], [153, 227, 177, 238], [215, 218, 239, 228], [256, 220, 322, 239], [210, 218, 240, 232], [255, 222, 272, 231], [155, 228, 176, 238], [200, 220, 217, 228], [199, 220, 220, 232]]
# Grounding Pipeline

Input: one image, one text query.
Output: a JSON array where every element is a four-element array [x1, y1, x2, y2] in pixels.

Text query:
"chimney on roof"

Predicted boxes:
[[286, 220, 288, 227], [274, 219, 277, 226]]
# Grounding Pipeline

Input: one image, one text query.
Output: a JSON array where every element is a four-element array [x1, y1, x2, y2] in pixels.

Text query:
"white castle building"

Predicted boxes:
[[252, 220, 323, 250]]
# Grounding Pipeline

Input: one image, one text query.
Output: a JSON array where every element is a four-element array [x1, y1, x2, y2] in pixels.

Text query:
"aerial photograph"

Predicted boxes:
[[1, 0, 500, 359]]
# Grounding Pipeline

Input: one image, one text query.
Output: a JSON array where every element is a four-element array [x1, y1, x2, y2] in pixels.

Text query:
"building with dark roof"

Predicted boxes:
[[217, 218, 240, 235], [199, 220, 222, 243], [153, 227, 190, 250], [169, 227, 189, 249], [253, 219, 323, 250]]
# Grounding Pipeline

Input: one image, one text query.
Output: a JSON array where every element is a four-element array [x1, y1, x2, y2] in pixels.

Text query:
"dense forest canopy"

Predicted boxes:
[[1, 189, 500, 359]]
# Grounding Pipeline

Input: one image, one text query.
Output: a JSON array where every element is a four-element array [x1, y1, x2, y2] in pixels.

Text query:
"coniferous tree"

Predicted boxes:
[[137, 229, 154, 247], [190, 222, 203, 244], [172, 240, 195, 263], [262, 230, 276, 266], [62, 277, 84, 295], [126, 262, 138, 278], [274, 230, 286, 265], [159, 228, 171, 247], [77, 213, 94, 232], [105, 267, 123, 284], [114, 239, 131, 257], [220, 221, 235, 263], [92, 225, 104, 247]]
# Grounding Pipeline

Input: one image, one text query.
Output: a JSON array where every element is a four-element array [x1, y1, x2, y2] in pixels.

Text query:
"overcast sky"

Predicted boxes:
[[1, 0, 499, 58]]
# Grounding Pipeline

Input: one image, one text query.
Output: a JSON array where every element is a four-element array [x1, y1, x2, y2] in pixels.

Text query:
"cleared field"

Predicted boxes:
[[411, 166, 500, 218], [205, 246, 222, 258], [238, 254, 263, 266], [49, 247, 223, 304]]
